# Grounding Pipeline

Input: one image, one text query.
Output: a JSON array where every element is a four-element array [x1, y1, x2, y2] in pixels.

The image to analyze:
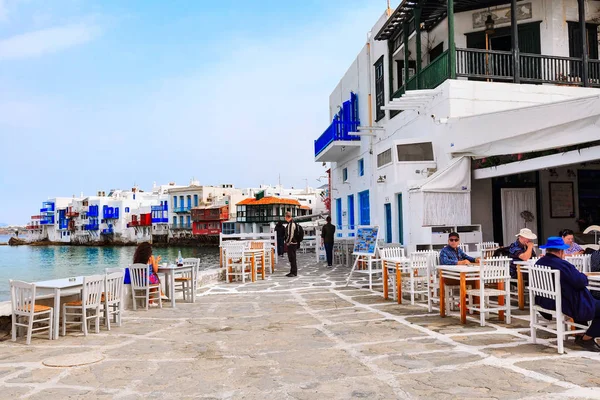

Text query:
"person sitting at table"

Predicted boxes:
[[133, 242, 162, 305], [440, 232, 480, 265], [508, 228, 537, 278], [560, 229, 585, 256], [535, 237, 600, 352]]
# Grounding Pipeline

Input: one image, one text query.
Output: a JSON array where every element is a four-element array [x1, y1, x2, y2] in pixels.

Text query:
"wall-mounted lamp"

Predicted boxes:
[[377, 175, 387, 184]]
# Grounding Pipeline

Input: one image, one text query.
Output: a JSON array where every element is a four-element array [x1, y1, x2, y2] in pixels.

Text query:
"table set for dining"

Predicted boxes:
[[220, 240, 275, 283]]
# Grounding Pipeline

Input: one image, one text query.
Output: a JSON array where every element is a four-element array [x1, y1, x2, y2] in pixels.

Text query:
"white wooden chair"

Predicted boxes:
[[476, 242, 499, 259], [174, 258, 199, 302], [466, 257, 511, 327], [103, 270, 125, 330], [380, 246, 405, 301], [405, 252, 431, 310], [529, 265, 589, 354], [225, 243, 252, 283], [565, 255, 591, 273], [458, 243, 469, 253], [10, 280, 53, 345], [62, 274, 105, 336], [509, 256, 540, 307], [130, 263, 162, 310]]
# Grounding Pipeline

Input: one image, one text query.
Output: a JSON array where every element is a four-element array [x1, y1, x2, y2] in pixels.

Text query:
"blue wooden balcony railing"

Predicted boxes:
[[101, 228, 114, 234], [314, 92, 361, 157], [174, 207, 190, 213], [40, 216, 55, 225], [103, 206, 119, 219], [85, 222, 100, 231]]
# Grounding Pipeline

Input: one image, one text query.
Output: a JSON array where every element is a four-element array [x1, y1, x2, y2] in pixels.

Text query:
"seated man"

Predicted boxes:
[[440, 232, 480, 265], [509, 228, 537, 278], [535, 237, 600, 352]]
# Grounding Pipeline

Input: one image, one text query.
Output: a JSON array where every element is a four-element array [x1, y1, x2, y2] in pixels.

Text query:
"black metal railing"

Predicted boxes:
[[520, 53, 583, 85], [456, 48, 513, 81], [589, 59, 600, 87]]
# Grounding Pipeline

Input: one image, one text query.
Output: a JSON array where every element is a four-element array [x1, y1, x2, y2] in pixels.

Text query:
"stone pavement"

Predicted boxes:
[[1, 254, 600, 399]]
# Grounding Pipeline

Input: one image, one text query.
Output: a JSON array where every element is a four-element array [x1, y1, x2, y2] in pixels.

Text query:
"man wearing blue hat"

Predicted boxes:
[[535, 236, 600, 352]]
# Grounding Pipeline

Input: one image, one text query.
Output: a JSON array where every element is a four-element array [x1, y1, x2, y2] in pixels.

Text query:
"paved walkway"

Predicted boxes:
[[1, 255, 600, 399]]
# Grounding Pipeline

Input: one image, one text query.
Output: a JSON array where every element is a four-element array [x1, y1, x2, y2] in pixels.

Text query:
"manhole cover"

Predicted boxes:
[[42, 352, 104, 367]]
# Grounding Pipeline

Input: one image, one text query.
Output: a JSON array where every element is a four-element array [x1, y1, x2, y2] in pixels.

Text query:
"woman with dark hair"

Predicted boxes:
[[133, 242, 161, 301], [560, 229, 584, 256]]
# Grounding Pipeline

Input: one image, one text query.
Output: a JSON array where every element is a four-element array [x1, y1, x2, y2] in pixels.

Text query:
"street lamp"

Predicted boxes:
[[484, 14, 495, 81]]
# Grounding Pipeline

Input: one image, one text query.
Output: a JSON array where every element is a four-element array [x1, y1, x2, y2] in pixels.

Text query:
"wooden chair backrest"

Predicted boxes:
[[10, 280, 36, 316], [479, 257, 511, 283], [105, 271, 125, 303], [129, 263, 150, 289], [82, 274, 105, 307]]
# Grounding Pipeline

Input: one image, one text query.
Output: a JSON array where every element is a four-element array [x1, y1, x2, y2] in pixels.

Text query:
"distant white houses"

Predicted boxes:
[[24, 181, 327, 243]]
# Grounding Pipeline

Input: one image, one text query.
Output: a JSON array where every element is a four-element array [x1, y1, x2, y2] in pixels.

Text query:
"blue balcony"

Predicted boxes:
[[174, 207, 190, 213], [58, 219, 69, 230], [40, 201, 55, 214], [85, 223, 100, 231], [101, 228, 114, 235], [40, 216, 55, 225], [103, 206, 119, 219], [87, 205, 99, 217], [314, 93, 361, 162]]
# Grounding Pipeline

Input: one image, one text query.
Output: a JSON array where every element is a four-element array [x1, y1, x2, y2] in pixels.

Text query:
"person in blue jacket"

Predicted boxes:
[[535, 237, 600, 352]]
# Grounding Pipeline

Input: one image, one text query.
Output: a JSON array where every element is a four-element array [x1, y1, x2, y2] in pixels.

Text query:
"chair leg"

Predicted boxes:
[[105, 304, 111, 331], [48, 310, 53, 340], [145, 288, 149, 311], [82, 309, 88, 336], [62, 304, 67, 336], [95, 308, 100, 334], [132, 288, 137, 311], [11, 313, 16, 342], [26, 315, 34, 345], [557, 317, 564, 354]]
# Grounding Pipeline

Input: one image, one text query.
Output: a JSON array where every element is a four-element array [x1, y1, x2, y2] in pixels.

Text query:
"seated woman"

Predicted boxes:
[[560, 229, 584, 256], [133, 242, 162, 304]]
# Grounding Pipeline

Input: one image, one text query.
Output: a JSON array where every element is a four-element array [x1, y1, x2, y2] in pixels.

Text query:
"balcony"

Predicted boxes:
[[174, 207, 191, 213], [152, 217, 169, 224], [66, 211, 79, 218], [40, 202, 55, 214], [58, 220, 69, 230], [40, 217, 55, 225], [103, 206, 119, 219], [26, 224, 41, 230], [314, 92, 361, 162], [101, 228, 114, 235], [84, 223, 99, 231], [31, 215, 42, 220], [391, 48, 600, 106], [171, 223, 192, 230]]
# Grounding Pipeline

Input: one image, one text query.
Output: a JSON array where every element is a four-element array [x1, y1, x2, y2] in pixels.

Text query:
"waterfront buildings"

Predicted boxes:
[[23, 182, 326, 244], [316, 0, 600, 251]]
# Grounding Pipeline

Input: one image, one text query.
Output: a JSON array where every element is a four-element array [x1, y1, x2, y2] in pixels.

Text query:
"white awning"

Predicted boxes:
[[410, 156, 471, 193], [447, 94, 600, 157]]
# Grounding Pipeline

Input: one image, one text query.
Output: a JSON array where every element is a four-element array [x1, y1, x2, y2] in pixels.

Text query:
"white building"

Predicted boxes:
[[317, 0, 600, 251]]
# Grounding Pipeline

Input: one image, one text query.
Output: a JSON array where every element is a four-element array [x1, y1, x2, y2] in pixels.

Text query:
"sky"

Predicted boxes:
[[0, 0, 390, 225]]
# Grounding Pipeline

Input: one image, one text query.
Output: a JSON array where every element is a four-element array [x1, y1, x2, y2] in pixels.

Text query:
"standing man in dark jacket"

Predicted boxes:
[[274, 221, 285, 257], [535, 237, 600, 352], [321, 216, 336, 267], [284, 212, 298, 277]]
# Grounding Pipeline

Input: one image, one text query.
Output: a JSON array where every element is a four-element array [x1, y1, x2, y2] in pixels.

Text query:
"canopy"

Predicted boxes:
[[410, 156, 470, 193], [448, 94, 600, 158]]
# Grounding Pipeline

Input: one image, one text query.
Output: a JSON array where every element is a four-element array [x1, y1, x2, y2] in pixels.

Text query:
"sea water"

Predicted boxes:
[[0, 243, 219, 301]]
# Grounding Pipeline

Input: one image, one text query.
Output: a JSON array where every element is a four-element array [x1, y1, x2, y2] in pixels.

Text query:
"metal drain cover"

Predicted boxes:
[[42, 352, 104, 367]]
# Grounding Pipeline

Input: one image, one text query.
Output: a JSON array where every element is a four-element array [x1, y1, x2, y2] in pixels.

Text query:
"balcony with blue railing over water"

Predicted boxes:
[[314, 92, 361, 162], [151, 203, 169, 223], [101, 227, 114, 234], [40, 201, 55, 214], [85, 218, 100, 230], [87, 205, 99, 217], [40, 216, 55, 225]]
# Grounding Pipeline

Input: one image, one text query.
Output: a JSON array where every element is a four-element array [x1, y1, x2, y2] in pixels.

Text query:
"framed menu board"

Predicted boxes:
[[549, 182, 575, 218], [352, 226, 380, 255]]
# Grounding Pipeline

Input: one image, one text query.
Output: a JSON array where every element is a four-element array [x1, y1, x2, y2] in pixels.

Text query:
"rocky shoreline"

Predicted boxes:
[[7, 237, 219, 248]]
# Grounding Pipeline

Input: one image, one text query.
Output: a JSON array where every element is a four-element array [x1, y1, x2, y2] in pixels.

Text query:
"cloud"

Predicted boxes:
[[0, 22, 101, 60]]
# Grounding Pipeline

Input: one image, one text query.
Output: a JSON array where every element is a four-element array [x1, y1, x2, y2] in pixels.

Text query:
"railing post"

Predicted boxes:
[[579, 0, 589, 86], [511, 0, 520, 83], [415, 7, 422, 89], [448, 0, 456, 79], [403, 21, 410, 88]]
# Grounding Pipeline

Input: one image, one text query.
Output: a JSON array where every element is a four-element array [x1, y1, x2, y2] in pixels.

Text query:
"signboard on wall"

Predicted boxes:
[[472, 3, 532, 29], [549, 182, 575, 218], [352, 225, 380, 256]]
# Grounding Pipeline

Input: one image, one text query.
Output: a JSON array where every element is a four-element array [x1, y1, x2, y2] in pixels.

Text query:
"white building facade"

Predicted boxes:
[[317, 0, 600, 251]]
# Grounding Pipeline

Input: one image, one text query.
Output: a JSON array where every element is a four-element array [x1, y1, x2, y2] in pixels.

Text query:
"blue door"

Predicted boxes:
[[347, 195, 355, 235], [358, 190, 370, 225], [384, 203, 392, 243], [335, 198, 342, 232], [397, 194, 404, 244]]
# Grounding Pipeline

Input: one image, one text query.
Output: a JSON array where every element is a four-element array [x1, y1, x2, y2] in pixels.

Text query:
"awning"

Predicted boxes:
[[447, 94, 600, 158], [410, 156, 470, 193]]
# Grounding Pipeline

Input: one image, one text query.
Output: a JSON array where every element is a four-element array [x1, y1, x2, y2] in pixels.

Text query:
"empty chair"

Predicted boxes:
[[130, 263, 162, 310], [10, 280, 53, 345], [224, 243, 252, 283], [103, 270, 125, 330], [466, 257, 512, 327], [380, 246, 406, 302], [405, 252, 431, 310], [174, 258, 200, 302], [62, 274, 105, 336], [477, 242, 500, 259], [529, 265, 589, 354], [249, 241, 268, 280]]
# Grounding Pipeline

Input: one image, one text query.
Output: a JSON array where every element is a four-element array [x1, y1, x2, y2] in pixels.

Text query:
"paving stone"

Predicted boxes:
[[373, 350, 482, 373], [354, 338, 454, 357], [326, 319, 424, 343], [6, 366, 65, 383], [405, 315, 496, 334], [452, 333, 525, 347], [516, 357, 600, 387]]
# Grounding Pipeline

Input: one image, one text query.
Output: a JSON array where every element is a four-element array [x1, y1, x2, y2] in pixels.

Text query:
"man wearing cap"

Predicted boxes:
[[440, 232, 480, 265], [508, 228, 537, 278], [535, 237, 600, 352]]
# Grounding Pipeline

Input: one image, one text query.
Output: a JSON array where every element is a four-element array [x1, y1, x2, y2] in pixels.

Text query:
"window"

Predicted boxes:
[[374, 56, 385, 121], [377, 148, 392, 167], [193, 194, 199, 207], [396, 142, 434, 162], [173, 217, 177, 226], [173, 196, 177, 208], [335, 198, 342, 230], [358, 190, 370, 225], [343, 168, 348, 182], [358, 159, 364, 176], [125, 207, 130, 213]]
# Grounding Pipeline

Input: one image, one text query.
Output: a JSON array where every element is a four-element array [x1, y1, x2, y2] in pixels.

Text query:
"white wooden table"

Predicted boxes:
[[157, 264, 195, 308], [35, 276, 84, 340]]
